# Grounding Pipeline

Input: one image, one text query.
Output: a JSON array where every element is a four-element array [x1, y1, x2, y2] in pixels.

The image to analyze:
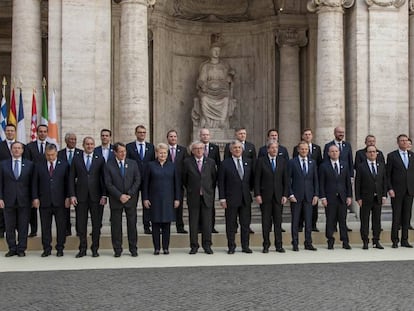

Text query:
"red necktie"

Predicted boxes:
[[49, 162, 54, 177]]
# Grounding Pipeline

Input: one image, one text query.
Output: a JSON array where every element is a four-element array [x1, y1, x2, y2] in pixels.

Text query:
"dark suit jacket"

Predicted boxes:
[[323, 140, 354, 177], [292, 144, 322, 167], [33, 159, 70, 207], [224, 141, 257, 161], [58, 148, 83, 163], [354, 148, 385, 169], [182, 157, 217, 209], [104, 158, 141, 209], [288, 157, 319, 202], [94, 144, 115, 162], [126, 141, 155, 176], [355, 161, 387, 204], [386, 150, 414, 196], [218, 157, 253, 207], [0, 158, 35, 207], [206, 143, 221, 168], [26, 140, 49, 163], [258, 144, 289, 162], [167, 144, 189, 175], [0, 141, 27, 161], [69, 153, 106, 203], [254, 156, 288, 203], [319, 160, 352, 204]]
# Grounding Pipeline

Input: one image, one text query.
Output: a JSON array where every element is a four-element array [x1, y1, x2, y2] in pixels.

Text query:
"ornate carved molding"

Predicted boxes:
[[307, 0, 355, 13], [276, 29, 308, 48], [113, 0, 156, 7], [410, 0, 414, 12], [365, 0, 405, 8]]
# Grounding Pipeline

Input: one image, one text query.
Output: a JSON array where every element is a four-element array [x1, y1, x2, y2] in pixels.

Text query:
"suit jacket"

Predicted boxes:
[[126, 141, 155, 176], [386, 150, 414, 196], [0, 141, 27, 161], [167, 144, 189, 175], [94, 144, 115, 162], [104, 158, 141, 209], [69, 153, 106, 203], [318, 160, 352, 204], [323, 140, 354, 177], [292, 143, 322, 167], [58, 147, 83, 164], [218, 157, 253, 207], [205, 143, 221, 168], [0, 158, 35, 207], [254, 156, 289, 203], [33, 159, 70, 207], [355, 160, 387, 204], [354, 148, 385, 169], [288, 157, 319, 203], [224, 141, 257, 162], [182, 157, 217, 209], [26, 140, 50, 163], [258, 144, 289, 162]]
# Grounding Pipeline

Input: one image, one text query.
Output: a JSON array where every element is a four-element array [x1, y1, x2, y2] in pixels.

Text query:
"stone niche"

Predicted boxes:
[[149, 13, 277, 148]]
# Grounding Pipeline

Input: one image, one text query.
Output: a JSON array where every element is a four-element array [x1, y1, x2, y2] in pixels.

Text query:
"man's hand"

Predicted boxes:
[[321, 198, 328, 207], [357, 199, 362, 207], [388, 190, 395, 198], [174, 200, 180, 208], [99, 197, 107, 206], [281, 196, 287, 205], [255, 195, 263, 205], [70, 196, 78, 206], [32, 199, 40, 209], [0, 199, 4, 209], [346, 197, 352, 207], [220, 201, 227, 209], [120, 194, 130, 204], [312, 196, 319, 206]]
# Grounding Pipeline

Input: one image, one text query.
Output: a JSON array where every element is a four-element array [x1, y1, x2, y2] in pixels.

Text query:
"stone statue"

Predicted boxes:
[[192, 44, 237, 129]]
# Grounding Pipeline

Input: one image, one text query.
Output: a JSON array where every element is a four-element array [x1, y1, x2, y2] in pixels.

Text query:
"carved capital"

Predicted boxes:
[[410, 0, 414, 13], [114, 0, 156, 7], [365, 0, 405, 8], [307, 0, 355, 13], [276, 29, 308, 48]]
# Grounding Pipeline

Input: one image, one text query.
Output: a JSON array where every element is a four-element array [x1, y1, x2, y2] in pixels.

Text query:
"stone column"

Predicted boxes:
[[276, 29, 307, 153], [410, 0, 414, 138], [11, 0, 42, 140], [118, 0, 151, 142], [307, 0, 354, 146]]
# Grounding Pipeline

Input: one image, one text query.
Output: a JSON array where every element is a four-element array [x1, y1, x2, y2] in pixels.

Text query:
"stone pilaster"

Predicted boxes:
[[409, 0, 414, 138], [276, 29, 307, 153], [307, 0, 354, 146], [118, 0, 151, 142]]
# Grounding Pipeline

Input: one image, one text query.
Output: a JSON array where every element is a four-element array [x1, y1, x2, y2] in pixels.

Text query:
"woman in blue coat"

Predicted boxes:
[[143, 143, 180, 255]]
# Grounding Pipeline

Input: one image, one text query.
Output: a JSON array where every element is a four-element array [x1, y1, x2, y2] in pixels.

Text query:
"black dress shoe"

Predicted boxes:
[[177, 229, 188, 234], [242, 248, 253, 254], [281, 228, 286, 233], [327, 241, 334, 250], [373, 242, 384, 249], [249, 228, 255, 234], [130, 251, 138, 257], [204, 247, 214, 254], [5, 251, 16, 257], [262, 247, 269, 253], [392, 242, 398, 248], [0, 231, 4, 238], [114, 252, 121, 257], [56, 250, 64, 257], [312, 227, 320, 232], [28, 232, 37, 238], [292, 245, 299, 252], [212, 228, 219, 234], [346, 227, 352, 232], [305, 244, 317, 251], [409, 225, 414, 230], [189, 248, 198, 255], [153, 250, 160, 255], [92, 251, 100, 257], [342, 243, 352, 250], [75, 251, 86, 258], [17, 252, 26, 257], [227, 249, 235, 254], [41, 250, 51, 257], [298, 227, 303, 232], [276, 247, 286, 253], [163, 249, 169, 255], [65, 231, 72, 237], [144, 228, 152, 235], [401, 241, 413, 248], [362, 241, 368, 250]]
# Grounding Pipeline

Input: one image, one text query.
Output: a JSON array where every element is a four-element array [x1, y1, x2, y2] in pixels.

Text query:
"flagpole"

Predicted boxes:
[[1, 77, 6, 98]]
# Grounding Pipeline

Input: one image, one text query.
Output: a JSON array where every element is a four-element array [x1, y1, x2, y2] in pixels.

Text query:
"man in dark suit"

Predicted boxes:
[[0, 142, 35, 257], [258, 129, 289, 161], [386, 134, 414, 248], [355, 145, 387, 250], [104, 142, 141, 257], [94, 129, 114, 162], [32, 143, 70, 257], [25, 124, 49, 237], [255, 141, 289, 253], [182, 141, 217, 255], [69, 137, 107, 258], [58, 132, 82, 236], [199, 128, 220, 233], [319, 144, 352, 250], [288, 141, 319, 251], [354, 135, 385, 168], [293, 128, 323, 232], [126, 125, 155, 234], [219, 140, 254, 254], [166, 129, 189, 233]]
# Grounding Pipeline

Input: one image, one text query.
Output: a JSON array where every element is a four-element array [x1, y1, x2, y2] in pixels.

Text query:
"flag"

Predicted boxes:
[[17, 88, 26, 143], [0, 79, 7, 140], [41, 84, 48, 126], [8, 87, 17, 127], [31, 90, 37, 141], [48, 89, 59, 145]]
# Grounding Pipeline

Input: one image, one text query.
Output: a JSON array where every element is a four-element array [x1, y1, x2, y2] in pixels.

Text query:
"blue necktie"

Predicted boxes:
[[403, 152, 409, 169], [334, 162, 339, 175], [302, 159, 307, 175], [120, 161, 125, 177], [139, 143, 144, 161], [13, 160, 19, 179], [68, 150, 73, 165], [371, 162, 377, 177], [271, 158, 276, 172], [86, 155, 91, 171]]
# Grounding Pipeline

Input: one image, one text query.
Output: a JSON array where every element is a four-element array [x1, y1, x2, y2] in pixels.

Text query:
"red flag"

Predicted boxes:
[[31, 90, 37, 141], [8, 87, 17, 126]]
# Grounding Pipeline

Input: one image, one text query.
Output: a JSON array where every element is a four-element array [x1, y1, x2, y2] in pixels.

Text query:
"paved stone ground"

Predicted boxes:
[[1, 261, 414, 311]]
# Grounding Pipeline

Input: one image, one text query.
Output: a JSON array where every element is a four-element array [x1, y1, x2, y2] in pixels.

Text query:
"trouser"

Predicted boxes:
[[40, 205, 67, 252], [391, 192, 413, 243], [325, 196, 349, 243], [110, 205, 137, 253], [291, 200, 313, 246], [360, 199, 382, 243], [152, 222, 170, 251], [189, 196, 212, 249], [76, 200, 103, 251], [261, 197, 283, 248], [225, 202, 251, 250], [4, 205, 30, 252]]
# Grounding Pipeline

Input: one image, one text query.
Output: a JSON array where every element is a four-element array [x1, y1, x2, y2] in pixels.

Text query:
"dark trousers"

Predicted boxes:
[[325, 196, 349, 243], [299, 203, 319, 229], [391, 192, 413, 243], [261, 197, 283, 248], [3, 205, 30, 252], [189, 196, 212, 249], [39, 205, 67, 252], [291, 200, 313, 246], [360, 199, 382, 242], [29, 207, 38, 234], [225, 202, 251, 250], [143, 207, 151, 230], [76, 200, 103, 251], [152, 222, 170, 251], [175, 190, 185, 230], [0, 208, 4, 235], [110, 205, 137, 253], [65, 208, 72, 235]]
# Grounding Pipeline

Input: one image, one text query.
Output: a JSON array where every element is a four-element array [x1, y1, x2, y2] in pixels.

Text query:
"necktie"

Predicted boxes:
[[271, 158, 276, 172], [204, 145, 209, 157], [13, 159, 19, 179], [302, 158, 307, 175], [40, 142, 44, 154], [139, 144, 144, 161], [68, 150, 73, 165], [119, 161, 125, 177], [308, 144, 312, 155], [170, 147, 176, 163], [371, 162, 377, 177], [334, 162, 339, 175], [86, 155, 91, 171], [403, 152, 409, 169], [237, 158, 244, 180], [197, 159, 202, 173], [49, 162, 54, 177], [339, 142, 343, 152]]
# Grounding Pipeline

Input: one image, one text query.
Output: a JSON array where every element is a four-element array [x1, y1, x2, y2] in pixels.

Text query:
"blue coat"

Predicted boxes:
[[142, 161, 181, 223]]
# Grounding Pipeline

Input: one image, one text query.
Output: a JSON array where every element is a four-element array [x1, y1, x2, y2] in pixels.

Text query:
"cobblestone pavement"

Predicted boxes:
[[2, 261, 414, 311]]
